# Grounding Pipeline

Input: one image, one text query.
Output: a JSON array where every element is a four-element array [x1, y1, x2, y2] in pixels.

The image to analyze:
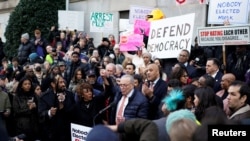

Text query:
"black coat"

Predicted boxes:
[[38, 89, 75, 141], [17, 41, 36, 65], [71, 94, 105, 127]]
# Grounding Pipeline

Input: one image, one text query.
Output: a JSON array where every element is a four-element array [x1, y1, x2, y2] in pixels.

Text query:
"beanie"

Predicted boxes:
[[21, 33, 29, 40], [29, 53, 38, 62], [86, 125, 119, 141], [166, 109, 199, 133]]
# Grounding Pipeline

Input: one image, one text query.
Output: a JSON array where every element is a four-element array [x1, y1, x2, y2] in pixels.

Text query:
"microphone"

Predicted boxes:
[[93, 101, 116, 126], [98, 101, 116, 115]]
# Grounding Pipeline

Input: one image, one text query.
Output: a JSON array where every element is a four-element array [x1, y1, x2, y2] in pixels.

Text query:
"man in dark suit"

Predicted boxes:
[[142, 63, 168, 120], [177, 49, 198, 78], [38, 75, 75, 141], [205, 58, 223, 93], [109, 74, 149, 125]]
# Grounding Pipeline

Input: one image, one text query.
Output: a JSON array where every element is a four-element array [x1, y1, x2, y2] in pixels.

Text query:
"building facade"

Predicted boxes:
[[0, 0, 208, 45]]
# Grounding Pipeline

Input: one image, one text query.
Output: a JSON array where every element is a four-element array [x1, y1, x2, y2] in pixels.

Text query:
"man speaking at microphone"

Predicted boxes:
[[108, 74, 149, 125]]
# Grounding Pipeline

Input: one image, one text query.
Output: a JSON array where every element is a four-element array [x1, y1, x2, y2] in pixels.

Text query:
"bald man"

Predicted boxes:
[[216, 73, 236, 115], [142, 63, 167, 119]]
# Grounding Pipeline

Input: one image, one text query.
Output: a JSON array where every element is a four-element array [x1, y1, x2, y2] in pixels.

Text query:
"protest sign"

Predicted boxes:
[[134, 19, 150, 36], [119, 34, 144, 51], [197, 24, 250, 46], [90, 12, 114, 33], [129, 5, 153, 24], [208, 0, 249, 24], [71, 123, 92, 141], [147, 13, 195, 59], [58, 10, 84, 31]]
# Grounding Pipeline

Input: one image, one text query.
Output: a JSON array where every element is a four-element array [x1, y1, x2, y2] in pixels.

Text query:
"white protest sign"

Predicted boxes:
[[58, 10, 84, 31], [197, 24, 250, 46], [119, 19, 134, 33], [129, 5, 154, 24], [71, 123, 92, 141], [208, 0, 249, 24], [147, 13, 195, 59], [90, 12, 114, 33]]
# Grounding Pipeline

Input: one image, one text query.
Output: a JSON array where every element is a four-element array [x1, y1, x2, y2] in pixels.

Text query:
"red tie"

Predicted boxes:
[[116, 96, 127, 124], [117, 96, 126, 117]]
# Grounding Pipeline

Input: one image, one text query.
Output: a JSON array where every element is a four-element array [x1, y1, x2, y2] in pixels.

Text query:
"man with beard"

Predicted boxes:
[[38, 75, 75, 141]]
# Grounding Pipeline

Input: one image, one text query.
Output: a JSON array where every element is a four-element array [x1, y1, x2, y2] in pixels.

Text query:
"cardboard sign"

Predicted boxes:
[[129, 5, 153, 24], [90, 12, 114, 33], [197, 24, 250, 46], [134, 20, 150, 36], [71, 123, 92, 141], [58, 10, 84, 31], [147, 13, 195, 59], [208, 0, 249, 24], [119, 34, 144, 51]]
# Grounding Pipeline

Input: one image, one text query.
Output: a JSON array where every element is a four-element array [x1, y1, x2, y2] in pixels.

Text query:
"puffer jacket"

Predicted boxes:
[[17, 41, 35, 65]]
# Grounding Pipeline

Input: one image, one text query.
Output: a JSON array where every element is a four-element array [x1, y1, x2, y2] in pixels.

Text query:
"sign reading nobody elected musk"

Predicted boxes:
[[71, 123, 92, 141], [208, 0, 249, 24], [197, 25, 250, 46], [147, 13, 195, 59]]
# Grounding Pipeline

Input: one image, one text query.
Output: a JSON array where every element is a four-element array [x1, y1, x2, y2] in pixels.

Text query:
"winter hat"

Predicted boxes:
[[21, 33, 29, 40], [102, 37, 111, 46], [86, 125, 119, 141], [29, 53, 38, 62], [166, 109, 200, 133]]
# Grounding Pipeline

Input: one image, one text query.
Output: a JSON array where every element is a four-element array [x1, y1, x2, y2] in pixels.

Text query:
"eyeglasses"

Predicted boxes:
[[119, 84, 130, 87]]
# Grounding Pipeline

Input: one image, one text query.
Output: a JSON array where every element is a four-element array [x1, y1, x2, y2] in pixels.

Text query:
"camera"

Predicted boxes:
[[35, 66, 42, 72], [193, 57, 200, 65]]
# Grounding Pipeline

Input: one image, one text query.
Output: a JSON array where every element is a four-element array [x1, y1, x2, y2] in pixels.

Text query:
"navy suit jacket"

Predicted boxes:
[[148, 78, 168, 120], [213, 71, 223, 93]]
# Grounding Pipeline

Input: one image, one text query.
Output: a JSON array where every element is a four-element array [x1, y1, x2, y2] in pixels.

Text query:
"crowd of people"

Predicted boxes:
[[0, 25, 250, 141]]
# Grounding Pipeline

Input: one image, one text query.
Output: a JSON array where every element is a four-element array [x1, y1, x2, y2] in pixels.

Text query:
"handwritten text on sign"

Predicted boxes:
[[197, 25, 250, 46], [147, 13, 195, 59], [129, 5, 153, 24], [134, 20, 150, 36], [71, 123, 92, 141], [208, 0, 249, 24], [119, 34, 144, 51], [90, 12, 113, 32]]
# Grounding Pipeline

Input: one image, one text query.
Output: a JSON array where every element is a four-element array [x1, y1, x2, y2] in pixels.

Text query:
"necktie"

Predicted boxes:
[[117, 96, 126, 117], [150, 82, 154, 89], [116, 96, 127, 124]]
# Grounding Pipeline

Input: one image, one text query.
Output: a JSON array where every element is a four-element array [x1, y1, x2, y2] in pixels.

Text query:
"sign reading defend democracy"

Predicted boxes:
[[147, 13, 195, 59], [197, 25, 250, 46], [208, 0, 249, 24], [90, 12, 114, 33], [71, 123, 92, 141]]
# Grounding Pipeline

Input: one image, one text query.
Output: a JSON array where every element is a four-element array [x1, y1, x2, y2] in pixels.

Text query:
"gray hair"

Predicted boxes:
[[121, 74, 134, 83]]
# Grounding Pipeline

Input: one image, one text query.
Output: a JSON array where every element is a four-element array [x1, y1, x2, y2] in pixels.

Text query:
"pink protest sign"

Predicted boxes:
[[120, 34, 144, 51], [134, 20, 150, 36]]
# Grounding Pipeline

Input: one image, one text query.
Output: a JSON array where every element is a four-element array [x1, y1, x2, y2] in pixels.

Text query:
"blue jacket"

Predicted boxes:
[[109, 89, 149, 125]]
